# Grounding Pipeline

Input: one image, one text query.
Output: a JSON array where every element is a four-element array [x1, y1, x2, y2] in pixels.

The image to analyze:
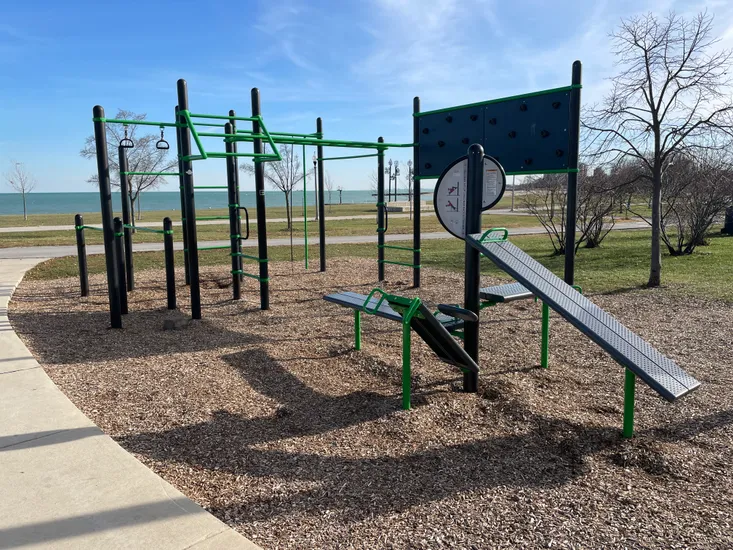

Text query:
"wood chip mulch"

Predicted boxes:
[[8, 258, 733, 549]]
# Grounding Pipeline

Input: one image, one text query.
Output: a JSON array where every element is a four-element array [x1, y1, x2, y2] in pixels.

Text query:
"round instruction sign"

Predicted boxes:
[[434, 154, 507, 239]]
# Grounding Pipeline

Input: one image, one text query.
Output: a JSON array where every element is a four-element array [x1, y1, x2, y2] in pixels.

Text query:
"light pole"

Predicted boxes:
[[385, 159, 393, 203], [407, 159, 413, 220], [337, 186, 343, 204], [394, 160, 400, 202], [313, 152, 318, 221]]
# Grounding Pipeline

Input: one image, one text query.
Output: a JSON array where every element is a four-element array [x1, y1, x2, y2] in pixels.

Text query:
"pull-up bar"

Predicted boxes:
[[318, 153, 380, 161]]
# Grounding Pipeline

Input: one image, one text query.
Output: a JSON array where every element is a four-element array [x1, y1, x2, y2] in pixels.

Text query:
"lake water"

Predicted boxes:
[[0, 190, 380, 216]]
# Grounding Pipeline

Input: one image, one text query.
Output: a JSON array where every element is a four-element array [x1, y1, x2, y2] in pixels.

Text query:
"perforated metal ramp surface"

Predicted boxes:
[[480, 282, 533, 302], [467, 235, 701, 401]]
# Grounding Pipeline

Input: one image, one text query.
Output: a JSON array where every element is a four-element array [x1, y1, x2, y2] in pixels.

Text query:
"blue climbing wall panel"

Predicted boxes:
[[417, 87, 573, 177]]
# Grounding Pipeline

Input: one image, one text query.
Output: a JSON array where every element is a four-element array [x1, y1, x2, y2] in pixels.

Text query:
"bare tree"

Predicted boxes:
[[242, 144, 301, 229], [4, 161, 36, 220], [522, 174, 568, 254], [576, 168, 618, 249], [80, 110, 177, 222], [324, 171, 334, 210], [584, 11, 733, 286]]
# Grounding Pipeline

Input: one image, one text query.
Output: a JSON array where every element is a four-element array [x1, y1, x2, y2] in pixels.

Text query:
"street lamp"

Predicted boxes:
[[385, 159, 393, 203], [313, 152, 318, 221], [337, 185, 343, 205], [394, 160, 400, 201], [406, 160, 413, 220]]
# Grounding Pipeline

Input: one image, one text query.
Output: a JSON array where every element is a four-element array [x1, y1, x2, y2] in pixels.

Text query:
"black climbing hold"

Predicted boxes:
[[552, 102, 561, 109], [445, 115, 453, 123], [422, 128, 429, 134], [488, 118, 497, 125], [540, 130, 550, 138], [470, 114, 478, 121], [438, 141, 445, 148], [555, 149, 564, 157], [461, 138, 469, 144], [425, 163, 432, 169], [508, 131, 517, 139], [524, 158, 533, 165], [519, 103, 528, 112]]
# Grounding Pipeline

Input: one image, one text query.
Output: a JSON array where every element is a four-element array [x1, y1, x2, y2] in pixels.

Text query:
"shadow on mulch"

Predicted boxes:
[[117, 348, 629, 523], [9, 310, 267, 364]]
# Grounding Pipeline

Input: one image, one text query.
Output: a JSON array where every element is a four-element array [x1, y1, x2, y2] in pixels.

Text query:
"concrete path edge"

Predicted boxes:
[[0, 258, 261, 550]]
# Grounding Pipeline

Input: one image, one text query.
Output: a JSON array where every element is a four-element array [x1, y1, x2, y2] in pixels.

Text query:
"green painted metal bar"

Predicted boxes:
[[230, 133, 411, 150], [378, 259, 421, 268], [413, 84, 583, 118], [623, 369, 636, 438], [92, 117, 182, 128], [75, 225, 103, 232], [122, 224, 166, 235], [258, 118, 279, 159], [187, 112, 258, 122], [302, 143, 309, 269], [180, 110, 208, 159], [198, 245, 231, 251], [354, 310, 361, 350], [378, 244, 420, 252], [231, 269, 270, 282], [402, 321, 411, 410], [318, 153, 380, 161], [541, 302, 550, 368], [206, 151, 279, 160], [123, 171, 181, 176]]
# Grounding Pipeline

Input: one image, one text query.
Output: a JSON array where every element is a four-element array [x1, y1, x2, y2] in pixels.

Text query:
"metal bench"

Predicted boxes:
[[324, 290, 478, 409], [467, 230, 701, 437]]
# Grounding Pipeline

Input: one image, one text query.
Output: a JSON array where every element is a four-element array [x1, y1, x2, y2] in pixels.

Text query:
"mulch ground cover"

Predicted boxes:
[[9, 258, 733, 549]]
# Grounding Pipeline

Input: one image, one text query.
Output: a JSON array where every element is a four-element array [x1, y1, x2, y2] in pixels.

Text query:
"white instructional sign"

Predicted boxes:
[[434, 155, 506, 239]]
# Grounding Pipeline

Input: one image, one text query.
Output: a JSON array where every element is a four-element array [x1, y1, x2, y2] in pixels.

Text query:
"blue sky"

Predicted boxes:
[[2, 0, 732, 193]]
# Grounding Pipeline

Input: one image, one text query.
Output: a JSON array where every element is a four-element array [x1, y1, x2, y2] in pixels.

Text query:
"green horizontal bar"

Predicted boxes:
[[414, 84, 582, 118], [75, 225, 103, 231], [414, 175, 440, 180], [200, 132, 267, 139], [231, 270, 270, 282], [114, 232, 124, 237], [378, 260, 421, 268], [230, 132, 409, 150], [319, 153, 380, 161], [232, 253, 268, 262], [123, 171, 180, 176], [182, 155, 206, 162], [187, 112, 258, 122], [123, 224, 166, 234], [198, 245, 231, 251], [270, 131, 321, 138], [378, 245, 420, 252], [92, 117, 182, 128], [193, 186, 228, 189], [206, 152, 278, 159]]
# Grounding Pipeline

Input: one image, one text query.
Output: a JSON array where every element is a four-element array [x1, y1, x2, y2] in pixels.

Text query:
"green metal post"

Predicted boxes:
[[402, 321, 411, 410], [541, 302, 550, 368], [354, 310, 361, 350], [623, 369, 636, 438], [302, 143, 308, 269]]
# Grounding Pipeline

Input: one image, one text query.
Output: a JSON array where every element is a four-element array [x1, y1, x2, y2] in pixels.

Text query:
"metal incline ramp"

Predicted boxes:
[[466, 233, 701, 401]]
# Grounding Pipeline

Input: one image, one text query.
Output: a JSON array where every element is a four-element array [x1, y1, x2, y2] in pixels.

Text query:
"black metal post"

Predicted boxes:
[[230, 110, 243, 282], [177, 80, 202, 319], [251, 88, 270, 310], [225, 122, 242, 300], [564, 61, 582, 285], [413, 97, 421, 288], [175, 106, 190, 286], [317, 118, 326, 272], [464, 143, 484, 393], [75, 214, 89, 297], [113, 217, 128, 315], [92, 106, 122, 329], [164, 217, 176, 310], [118, 146, 134, 291], [377, 137, 385, 282]]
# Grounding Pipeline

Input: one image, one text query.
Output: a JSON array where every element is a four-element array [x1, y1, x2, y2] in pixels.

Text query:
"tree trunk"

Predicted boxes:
[[137, 194, 142, 220], [129, 193, 137, 227], [22, 191, 27, 221], [648, 173, 662, 287], [285, 191, 291, 230]]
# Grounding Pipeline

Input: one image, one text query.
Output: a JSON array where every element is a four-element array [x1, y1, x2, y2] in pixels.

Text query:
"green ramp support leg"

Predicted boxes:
[[623, 369, 636, 438], [541, 302, 550, 368], [354, 310, 361, 351], [402, 320, 411, 410]]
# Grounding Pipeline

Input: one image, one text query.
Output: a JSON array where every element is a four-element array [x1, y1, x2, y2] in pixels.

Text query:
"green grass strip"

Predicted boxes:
[[379, 244, 420, 252]]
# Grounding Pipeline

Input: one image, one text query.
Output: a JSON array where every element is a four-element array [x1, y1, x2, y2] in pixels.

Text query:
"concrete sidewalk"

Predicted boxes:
[[0, 259, 260, 549]]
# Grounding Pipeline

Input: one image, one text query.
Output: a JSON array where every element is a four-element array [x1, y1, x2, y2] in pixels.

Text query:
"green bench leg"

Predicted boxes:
[[354, 310, 361, 351], [541, 302, 550, 368], [402, 321, 411, 410], [623, 368, 636, 438]]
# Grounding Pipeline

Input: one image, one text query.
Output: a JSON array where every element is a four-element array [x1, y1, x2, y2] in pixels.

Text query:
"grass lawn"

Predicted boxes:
[[26, 227, 733, 302], [0, 212, 537, 248]]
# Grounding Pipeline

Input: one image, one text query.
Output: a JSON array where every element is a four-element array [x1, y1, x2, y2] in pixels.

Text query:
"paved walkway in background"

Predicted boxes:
[[0, 208, 530, 233], [0, 221, 650, 260], [0, 259, 260, 549]]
